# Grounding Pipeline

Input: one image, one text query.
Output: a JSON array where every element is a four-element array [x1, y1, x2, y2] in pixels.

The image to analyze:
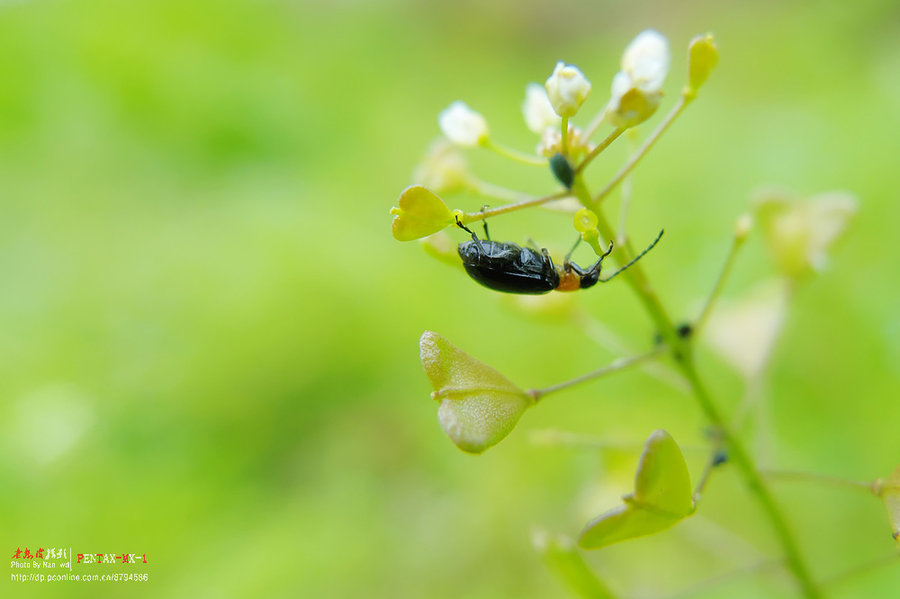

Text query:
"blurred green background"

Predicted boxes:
[[1, 0, 898, 597]]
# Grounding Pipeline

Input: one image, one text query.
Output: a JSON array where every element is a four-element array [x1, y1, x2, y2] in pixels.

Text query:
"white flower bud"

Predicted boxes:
[[522, 83, 561, 134], [438, 101, 489, 147], [622, 30, 670, 94], [607, 30, 670, 128], [544, 62, 592, 118]]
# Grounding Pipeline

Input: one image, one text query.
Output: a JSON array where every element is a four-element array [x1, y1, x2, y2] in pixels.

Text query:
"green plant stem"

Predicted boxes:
[[574, 128, 624, 174], [471, 180, 542, 204], [578, 177, 680, 349], [528, 346, 665, 401], [679, 362, 820, 599], [561, 116, 570, 156], [482, 138, 547, 166], [591, 93, 692, 207], [572, 171, 821, 599], [460, 190, 569, 223], [616, 129, 640, 244], [694, 232, 747, 335], [693, 444, 724, 506], [583, 106, 610, 141], [573, 308, 689, 393]]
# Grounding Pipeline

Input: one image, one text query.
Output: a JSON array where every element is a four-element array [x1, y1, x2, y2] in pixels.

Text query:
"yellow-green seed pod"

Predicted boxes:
[[573, 208, 598, 234], [390, 185, 456, 241], [688, 34, 719, 93]]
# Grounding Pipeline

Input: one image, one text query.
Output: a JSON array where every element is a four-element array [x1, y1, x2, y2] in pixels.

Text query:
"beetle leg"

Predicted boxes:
[[564, 234, 582, 264], [455, 215, 489, 257], [480, 205, 491, 241], [541, 248, 556, 270], [566, 261, 588, 276]]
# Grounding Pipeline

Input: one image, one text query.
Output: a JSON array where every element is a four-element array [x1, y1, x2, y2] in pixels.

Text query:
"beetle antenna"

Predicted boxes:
[[600, 229, 664, 283]]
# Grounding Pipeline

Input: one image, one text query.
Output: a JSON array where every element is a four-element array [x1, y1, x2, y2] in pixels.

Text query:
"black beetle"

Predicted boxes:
[[455, 218, 663, 295]]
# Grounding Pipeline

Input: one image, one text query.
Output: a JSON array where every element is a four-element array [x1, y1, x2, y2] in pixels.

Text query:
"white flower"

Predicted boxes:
[[607, 30, 670, 128], [438, 101, 488, 147], [522, 83, 561, 134], [544, 62, 592, 118]]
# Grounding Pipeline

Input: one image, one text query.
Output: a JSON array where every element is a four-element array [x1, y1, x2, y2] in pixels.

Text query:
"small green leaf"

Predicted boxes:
[[881, 464, 900, 543], [390, 185, 456, 241], [419, 331, 533, 454], [633, 429, 694, 515], [579, 430, 693, 549]]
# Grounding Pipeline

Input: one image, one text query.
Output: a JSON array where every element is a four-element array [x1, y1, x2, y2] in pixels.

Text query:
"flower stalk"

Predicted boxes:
[[575, 168, 821, 598], [528, 346, 666, 401], [591, 92, 691, 207]]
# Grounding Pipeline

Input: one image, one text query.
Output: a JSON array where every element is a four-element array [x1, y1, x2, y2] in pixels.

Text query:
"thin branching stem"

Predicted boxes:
[[591, 93, 692, 207], [471, 180, 541, 204], [679, 361, 822, 599], [693, 443, 725, 506], [572, 169, 822, 599], [573, 308, 689, 393], [694, 232, 748, 335], [616, 128, 640, 245], [574, 128, 625, 174], [583, 105, 610, 141], [482, 138, 547, 166], [460, 190, 570, 223], [528, 346, 665, 401]]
